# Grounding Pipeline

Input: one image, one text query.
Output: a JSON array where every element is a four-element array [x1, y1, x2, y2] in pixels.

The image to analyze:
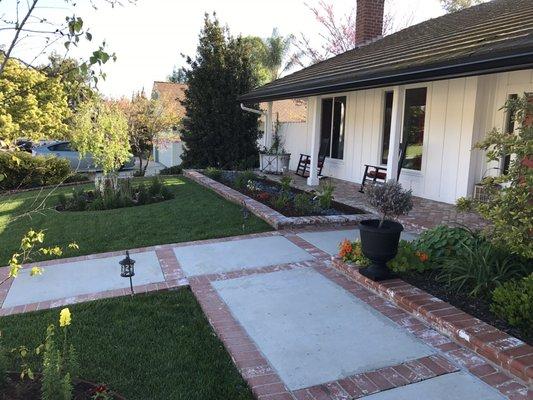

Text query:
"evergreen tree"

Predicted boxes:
[[180, 14, 260, 168]]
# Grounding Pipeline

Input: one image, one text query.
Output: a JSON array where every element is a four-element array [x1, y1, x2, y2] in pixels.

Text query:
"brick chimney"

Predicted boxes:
[[355, 0, 385, 45]]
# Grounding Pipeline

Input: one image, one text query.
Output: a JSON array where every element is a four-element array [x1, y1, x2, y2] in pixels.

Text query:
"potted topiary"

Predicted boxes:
[[359, 180, 413, 281]]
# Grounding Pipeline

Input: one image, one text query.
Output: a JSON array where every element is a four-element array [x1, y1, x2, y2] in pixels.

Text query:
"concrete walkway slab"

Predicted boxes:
[[3, 252, 165, 308], [213, 268, 433, 390], [298, 229, 418, 255], [362, 372, 505, 400], [173, 236, 313, 277]]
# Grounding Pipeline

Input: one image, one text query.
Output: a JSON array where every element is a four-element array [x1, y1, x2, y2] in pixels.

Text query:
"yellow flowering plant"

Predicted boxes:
[[41, 308, 78, 400]]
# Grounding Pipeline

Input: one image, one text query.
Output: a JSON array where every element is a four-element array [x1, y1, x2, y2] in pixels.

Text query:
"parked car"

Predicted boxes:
[[32, 141, 135, 172], [16, 139, 34, 153]]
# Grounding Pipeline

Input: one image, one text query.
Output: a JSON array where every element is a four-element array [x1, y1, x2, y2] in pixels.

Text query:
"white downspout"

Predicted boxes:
[[240, 103, 268, 148]]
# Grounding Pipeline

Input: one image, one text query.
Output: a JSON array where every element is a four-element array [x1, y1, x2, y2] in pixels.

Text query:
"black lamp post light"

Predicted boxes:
[[119, 251, 136, 296]]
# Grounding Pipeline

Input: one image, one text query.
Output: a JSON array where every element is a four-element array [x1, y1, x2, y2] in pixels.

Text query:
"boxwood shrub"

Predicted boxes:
[[491, 274, 533, 335]]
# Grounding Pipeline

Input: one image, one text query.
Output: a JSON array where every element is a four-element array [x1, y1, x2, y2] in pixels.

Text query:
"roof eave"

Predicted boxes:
[[239, 51, 533, 103]]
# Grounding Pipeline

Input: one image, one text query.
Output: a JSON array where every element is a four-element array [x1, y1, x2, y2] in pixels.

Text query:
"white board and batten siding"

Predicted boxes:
[[276, 69, 533, 204]]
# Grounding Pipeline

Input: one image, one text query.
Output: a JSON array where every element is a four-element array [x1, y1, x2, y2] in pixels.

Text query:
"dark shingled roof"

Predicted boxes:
[[240, 0, 533, 103]]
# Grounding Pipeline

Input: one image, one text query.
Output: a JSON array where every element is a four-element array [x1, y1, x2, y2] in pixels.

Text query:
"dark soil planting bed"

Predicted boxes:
[[213, 171, 364, 217], [399, 271, 532, 345], [1, 374, 124, 400]]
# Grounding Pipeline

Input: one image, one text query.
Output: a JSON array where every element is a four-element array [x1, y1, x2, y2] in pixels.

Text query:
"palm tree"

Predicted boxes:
[[262, 28, 298, 81]]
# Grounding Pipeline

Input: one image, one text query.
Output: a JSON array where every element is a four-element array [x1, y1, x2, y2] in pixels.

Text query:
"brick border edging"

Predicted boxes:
[[189, 261, 462, 400], [183, 169, 374, 229], [331, 257, 533, 385]]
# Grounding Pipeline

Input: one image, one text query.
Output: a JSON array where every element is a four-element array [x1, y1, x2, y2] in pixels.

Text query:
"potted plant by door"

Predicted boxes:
[[359, 180, 413, 281], [259, 113, 290, 174]]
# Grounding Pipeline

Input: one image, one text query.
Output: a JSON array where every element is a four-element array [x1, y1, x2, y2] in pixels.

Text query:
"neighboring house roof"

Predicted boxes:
[[261, 99, 307, 123], [152, 81, 187, 119], [240, 0, 533, 102]]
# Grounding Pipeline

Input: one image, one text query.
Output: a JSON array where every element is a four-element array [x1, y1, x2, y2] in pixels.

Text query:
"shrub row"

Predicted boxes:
[[58, 178, 174, 211], [0, 151, 71, 190]]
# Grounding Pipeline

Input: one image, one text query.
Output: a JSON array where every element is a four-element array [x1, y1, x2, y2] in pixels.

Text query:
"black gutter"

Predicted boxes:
[[239, 51, 533, 103]]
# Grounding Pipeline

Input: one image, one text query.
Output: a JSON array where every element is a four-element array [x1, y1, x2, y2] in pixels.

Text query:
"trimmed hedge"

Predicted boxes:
[[0, 151, 71, 190]]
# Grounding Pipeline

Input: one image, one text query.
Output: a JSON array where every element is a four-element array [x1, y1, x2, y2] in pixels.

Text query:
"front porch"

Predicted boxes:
[[267, 173, 489, 233]]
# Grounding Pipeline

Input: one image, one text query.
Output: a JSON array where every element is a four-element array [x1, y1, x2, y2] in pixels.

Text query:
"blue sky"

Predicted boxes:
[[0, 0, 446, 98]]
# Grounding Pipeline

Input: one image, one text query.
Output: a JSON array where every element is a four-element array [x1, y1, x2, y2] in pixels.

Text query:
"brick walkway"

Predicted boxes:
[[268, 174, 489, 233], [0, 230, 528, 399]]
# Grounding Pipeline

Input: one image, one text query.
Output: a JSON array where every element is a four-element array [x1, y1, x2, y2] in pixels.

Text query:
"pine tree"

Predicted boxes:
[[180, 14, 260, 168]]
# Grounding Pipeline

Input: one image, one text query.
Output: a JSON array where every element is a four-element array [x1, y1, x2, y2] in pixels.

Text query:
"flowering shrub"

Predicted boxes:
[[339, 239, 370, 266]]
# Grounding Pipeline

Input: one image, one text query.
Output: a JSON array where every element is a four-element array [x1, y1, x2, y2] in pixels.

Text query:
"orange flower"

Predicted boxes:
[[339, 239, 353, 258], [416, 251, 429, 263]]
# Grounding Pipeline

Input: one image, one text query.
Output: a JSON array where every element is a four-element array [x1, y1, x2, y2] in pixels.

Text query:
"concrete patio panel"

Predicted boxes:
[[213, 268, 434, 390], [173, 236, 314, 277], [3, 251, 165, 308], [362, 372, 505, 400]]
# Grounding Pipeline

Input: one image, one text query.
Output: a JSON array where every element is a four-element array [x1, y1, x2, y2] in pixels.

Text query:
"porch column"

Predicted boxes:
[[386, 85, 405, 181], [264, 101, 273, 148], [307, 96, 321, 186]]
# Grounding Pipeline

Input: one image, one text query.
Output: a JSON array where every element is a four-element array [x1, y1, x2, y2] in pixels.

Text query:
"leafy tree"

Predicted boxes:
[[119, 92, 180, 176], [440, 0, 485, 13], [70, 99, 131, 174], [180, 14, 260, 169], [294, 0, 413, 66], [473, 96, 533, 258], [241, 36, 271, 85], [0, 56, 71, 145], [0, 0, 121, 78], [42, 54, 97, 112]]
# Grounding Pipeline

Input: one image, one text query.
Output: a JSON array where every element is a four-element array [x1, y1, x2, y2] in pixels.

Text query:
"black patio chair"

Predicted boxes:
[[359, 141, 409, 193], [295, 153, 326, 178]]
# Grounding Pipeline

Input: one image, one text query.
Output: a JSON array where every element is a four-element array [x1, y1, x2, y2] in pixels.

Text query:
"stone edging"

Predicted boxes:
[[183, 169, 375, 229], [331, 257, 533, 385]]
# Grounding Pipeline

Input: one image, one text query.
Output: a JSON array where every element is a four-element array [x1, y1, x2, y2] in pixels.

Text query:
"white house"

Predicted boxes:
[[240, 0, 533, 204], [151, 81, 186, 168]]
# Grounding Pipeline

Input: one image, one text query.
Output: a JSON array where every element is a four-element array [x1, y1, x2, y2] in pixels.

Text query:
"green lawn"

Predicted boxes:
[[0, 176, 272, 265], [0, 289, 255, 400]]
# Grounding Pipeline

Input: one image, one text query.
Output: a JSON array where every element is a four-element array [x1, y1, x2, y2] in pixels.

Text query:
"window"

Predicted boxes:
[[402, 88, 427, 171], [49, 142, 73, 152], [380, 91, 394, 165], [320, 96, 346, 159]]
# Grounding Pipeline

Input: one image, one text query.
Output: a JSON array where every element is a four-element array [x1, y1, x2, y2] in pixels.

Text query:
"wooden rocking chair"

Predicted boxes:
[[359, 141, 409, 193], [295, 153, 326, 178]]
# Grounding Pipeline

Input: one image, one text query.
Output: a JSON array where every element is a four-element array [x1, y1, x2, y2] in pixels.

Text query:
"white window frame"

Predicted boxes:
[[318, 94, 347, 161], [378, 83, 430, 176]]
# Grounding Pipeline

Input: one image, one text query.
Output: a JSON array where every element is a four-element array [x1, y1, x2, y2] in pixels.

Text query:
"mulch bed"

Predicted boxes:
[[1, 373, 124, 400], [216, 171, 364, 217], [399, 271, 532, 345]]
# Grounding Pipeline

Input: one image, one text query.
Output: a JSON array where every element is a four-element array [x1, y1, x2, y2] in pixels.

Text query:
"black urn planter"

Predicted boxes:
[[358, 219, 404, 281]]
